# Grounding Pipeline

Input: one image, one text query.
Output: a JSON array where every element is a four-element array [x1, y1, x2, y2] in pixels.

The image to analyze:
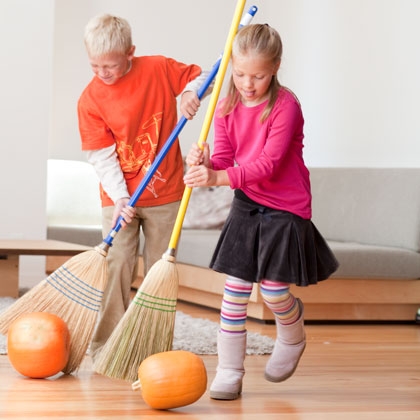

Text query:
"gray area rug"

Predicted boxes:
[[0, 295, 274, 356]]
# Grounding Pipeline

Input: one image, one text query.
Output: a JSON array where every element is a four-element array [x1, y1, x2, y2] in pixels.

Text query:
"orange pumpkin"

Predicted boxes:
[[132, 350, 207, 410], [7, 312, 70, 378]]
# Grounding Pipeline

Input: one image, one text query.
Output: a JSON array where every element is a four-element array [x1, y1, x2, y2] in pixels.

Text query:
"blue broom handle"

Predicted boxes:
[[103, 5, 258, 246]]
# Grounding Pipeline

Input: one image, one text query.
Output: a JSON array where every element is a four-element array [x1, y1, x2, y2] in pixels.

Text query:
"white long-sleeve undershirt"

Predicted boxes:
[[86, 144, 129, 204]]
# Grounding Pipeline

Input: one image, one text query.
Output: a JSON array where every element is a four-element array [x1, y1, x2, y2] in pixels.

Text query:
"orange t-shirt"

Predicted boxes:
[[78, 55, 201, 207]]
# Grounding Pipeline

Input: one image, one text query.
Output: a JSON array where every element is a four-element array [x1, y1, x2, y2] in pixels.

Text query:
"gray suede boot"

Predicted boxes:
[[264, 298, 306, 382], [210, 330, 247, 400]]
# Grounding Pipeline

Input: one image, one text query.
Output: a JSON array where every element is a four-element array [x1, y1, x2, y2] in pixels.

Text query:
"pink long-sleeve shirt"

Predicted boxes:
[[211, 87, 312, 219]]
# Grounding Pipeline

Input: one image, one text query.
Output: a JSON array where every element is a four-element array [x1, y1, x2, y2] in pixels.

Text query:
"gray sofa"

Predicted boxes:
[[311, 168, 420, 280], [46, 160, 420, 321]]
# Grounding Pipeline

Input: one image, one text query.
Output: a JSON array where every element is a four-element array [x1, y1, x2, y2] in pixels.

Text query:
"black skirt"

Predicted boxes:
[[210, 192, 339, 286]]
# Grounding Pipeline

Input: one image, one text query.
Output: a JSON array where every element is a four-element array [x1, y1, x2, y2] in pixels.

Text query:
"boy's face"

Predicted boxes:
[[89, 46, 135, 85]]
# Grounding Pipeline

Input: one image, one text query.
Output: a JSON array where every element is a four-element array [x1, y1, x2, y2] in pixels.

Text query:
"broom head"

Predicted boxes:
[[93, 253, 179, 382], [0, 246, 108, 374]]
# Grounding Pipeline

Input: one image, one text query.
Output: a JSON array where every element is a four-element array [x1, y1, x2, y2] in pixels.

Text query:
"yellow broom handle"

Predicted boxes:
[[167, 0, 246, 251]]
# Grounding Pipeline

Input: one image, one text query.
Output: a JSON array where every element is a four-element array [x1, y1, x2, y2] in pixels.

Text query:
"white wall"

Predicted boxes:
[[51, 0, 420, 168], [1, 0, 419, 287], [0, 0, 53, 239], [0, 0, 54, 286]]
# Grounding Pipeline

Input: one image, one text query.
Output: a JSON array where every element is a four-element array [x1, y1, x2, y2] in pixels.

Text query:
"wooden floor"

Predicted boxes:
[[0, 300, 419, 420]]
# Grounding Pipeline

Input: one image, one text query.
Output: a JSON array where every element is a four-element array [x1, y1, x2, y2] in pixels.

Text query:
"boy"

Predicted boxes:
[[78, 13, 210, 359]]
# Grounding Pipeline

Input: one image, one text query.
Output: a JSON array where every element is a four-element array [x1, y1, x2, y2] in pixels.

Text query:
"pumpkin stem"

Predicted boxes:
[[132, 379, 142, 391]]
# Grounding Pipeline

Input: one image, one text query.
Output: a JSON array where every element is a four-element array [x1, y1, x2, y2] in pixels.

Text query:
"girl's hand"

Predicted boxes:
[[184, 165, 216, 188], [184, 142, 229, 187], [112, 198, 135, 229], [185, 142, 210, 167]]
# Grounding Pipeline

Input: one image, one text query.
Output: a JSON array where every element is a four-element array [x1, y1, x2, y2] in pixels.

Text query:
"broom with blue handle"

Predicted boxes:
[[0, 64, 217, 375], [101, 61, 218, 247]]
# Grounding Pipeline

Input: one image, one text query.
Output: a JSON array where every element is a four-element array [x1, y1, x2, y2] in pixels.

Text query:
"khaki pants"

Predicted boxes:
[[90, 200, 180, 358]]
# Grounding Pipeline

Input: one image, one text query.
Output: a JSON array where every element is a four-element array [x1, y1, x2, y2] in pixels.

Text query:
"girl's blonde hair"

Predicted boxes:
[[84, 14, 132, 57], [221, 24, 282, 122]]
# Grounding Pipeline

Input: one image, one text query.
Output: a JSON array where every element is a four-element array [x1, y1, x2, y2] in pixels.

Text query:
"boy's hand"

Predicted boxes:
[[180, 91, 200, 120], [112, 198, 135, 229]]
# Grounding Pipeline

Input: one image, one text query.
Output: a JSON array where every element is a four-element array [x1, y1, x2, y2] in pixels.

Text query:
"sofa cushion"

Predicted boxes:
[[175, 233, 420, 279], [183, 186, 233, 230], [310, 168, 420, 252], [176, 229, 222, 268], [47, 225, 103, 248], [329, 241, 420, 279]]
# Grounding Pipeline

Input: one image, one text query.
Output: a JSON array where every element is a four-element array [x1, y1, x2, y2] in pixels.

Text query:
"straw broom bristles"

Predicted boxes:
[[0, 246, 108, 374], [93, 253, 178, 382]]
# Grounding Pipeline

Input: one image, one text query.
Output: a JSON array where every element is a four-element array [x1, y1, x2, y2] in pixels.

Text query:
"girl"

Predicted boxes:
[[184, 24, 338, 400]]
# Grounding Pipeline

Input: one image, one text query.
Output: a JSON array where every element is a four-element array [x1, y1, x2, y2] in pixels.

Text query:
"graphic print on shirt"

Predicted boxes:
[[116, 112, 165, 198]]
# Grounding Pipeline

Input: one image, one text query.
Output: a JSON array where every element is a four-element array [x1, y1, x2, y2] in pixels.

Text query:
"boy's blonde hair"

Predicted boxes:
[[221, 24, 282, 122], [84, 14, 132, 57]]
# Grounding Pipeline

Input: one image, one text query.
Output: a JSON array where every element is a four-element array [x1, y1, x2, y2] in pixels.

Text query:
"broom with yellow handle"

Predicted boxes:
[[93, 0, 252, 382]]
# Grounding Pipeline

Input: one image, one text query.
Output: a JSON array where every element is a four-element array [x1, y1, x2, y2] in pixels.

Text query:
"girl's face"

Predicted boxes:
[[89, 46, 135, 85], [232, 53, 279, 106]]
